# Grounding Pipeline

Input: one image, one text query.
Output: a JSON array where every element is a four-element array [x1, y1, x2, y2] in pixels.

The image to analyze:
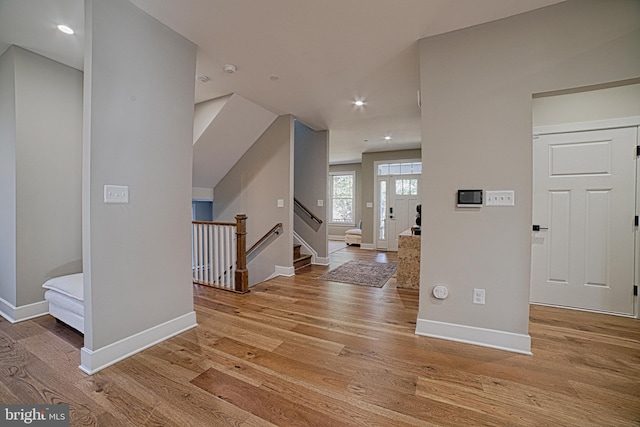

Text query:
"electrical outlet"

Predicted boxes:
[[473, 288, 486, 304], [104, 185, 129, 204]]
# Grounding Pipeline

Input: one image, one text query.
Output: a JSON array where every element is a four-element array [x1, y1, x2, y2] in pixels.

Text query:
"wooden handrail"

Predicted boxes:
[[247, 223, 283, 257], [294, 198, 322, 225], [192, 220, 236, 226]]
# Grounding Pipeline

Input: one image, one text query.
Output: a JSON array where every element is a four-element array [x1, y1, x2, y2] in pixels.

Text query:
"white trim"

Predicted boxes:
[[313, 256, 330, 266], [530, 302, 636, 318], [534, 116, 640, 135], [636, 125, 640, 319], [373, 158, 422, 250], [79, 311, 197, 375], [329, 171, 356, 224], [328, 235, 345, 241], [361, 243, 375, 250], [293, 231, 318, 264], [0, 297, 49, 323], [533, 118, 640, 319], [415, 318, 532, 355], [262, 265, 296, 282], [275, 265, 295, 277]]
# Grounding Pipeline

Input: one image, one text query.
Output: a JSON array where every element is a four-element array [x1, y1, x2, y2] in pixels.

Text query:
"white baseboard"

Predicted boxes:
[[263, 265, 296, 281], [361, 243, 375, 250], [0, 297, 49, 323], [415, 318, 532, 355], [274, 265, 295, 277], [328, 235, 345, 241], [313, 256, 330, 266], [79, 311, 197, 375]]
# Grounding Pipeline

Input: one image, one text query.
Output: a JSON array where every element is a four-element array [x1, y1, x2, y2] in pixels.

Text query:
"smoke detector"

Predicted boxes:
[[223, 64, 237, 74]]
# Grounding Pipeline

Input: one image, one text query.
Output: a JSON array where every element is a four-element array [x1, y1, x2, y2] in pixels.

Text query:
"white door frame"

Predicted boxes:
[[373, 158, 421, 250], [532, 116, 640, 319]]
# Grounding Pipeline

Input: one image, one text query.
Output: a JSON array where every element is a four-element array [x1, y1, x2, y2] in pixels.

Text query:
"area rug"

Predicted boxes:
[[318, 260, 397, 288]]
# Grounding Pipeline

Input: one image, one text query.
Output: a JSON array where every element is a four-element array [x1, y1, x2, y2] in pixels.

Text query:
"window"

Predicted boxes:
[[329, 172, 355, 224], [379, 180, 386, 240], [395, 178, 418, 195], [377, 161, 422, 176]]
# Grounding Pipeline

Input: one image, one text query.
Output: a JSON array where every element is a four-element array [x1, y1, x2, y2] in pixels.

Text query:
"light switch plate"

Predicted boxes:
[[317, 200, 324, 207], [366, 202, 373, 208], [104, 185, 129, 204], [485, 190, 515, 206], [277, 199, 284, 208]]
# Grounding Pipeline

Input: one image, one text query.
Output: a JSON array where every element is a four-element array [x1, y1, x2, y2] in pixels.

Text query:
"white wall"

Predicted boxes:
[[417, 0, 640, 353], [533, 82, 640, 127], [0, 47, 17, 308], [213, 115, 294, 285], [192, 94, 277, 189], [15, 47, 83, 306], [82, 0, 197, 372], [192, 186, 213, 202], [0, 46, 82, 319], [294, 120, 328, 257]]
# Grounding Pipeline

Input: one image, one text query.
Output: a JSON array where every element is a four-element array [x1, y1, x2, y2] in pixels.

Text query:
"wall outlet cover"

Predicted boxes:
[[104, 185, 129, 204]]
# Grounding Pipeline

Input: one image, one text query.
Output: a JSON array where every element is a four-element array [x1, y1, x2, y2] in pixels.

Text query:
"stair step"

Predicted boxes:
[[293, 254, 312, 270], [293, 244, 302, 259]]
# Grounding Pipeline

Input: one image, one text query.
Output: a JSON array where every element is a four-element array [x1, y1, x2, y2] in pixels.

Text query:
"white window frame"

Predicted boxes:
[[329, 171, 356, 226]]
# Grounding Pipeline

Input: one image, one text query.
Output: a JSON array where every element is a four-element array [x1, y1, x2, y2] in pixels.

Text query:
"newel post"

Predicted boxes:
[[235, 214, 249, 293]]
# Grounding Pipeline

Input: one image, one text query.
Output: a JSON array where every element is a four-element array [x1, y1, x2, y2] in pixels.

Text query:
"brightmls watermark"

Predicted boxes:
[[1, 405, 69, 426]]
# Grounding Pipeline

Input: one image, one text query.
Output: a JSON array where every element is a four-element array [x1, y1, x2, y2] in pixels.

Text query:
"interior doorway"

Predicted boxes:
[[531, 121, 638, 316], [531, 83, 640, 317]]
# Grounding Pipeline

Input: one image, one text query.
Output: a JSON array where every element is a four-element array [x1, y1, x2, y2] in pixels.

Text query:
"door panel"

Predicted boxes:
[[548, 190, 571, 283], [531, 126, 637, 315], [388, 175, 420, 251]]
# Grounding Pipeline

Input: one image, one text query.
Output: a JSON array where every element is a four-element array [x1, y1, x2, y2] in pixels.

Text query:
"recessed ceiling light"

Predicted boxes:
[[57, 25, 74, 35], [354, 100, 365, 107], [384, 136, 392, 140], [223, 64, 237, 73], [196, 74, 210, 83]]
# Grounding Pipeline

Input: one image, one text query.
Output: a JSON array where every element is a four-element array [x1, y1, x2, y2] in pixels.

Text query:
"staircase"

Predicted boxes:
[[293, 244, 312, 270]]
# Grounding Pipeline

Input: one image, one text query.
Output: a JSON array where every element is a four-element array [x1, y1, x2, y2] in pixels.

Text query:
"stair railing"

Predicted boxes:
[[294, 198, 323, 225], [192, 214, 248, 293], [247, 223, 283, 262]]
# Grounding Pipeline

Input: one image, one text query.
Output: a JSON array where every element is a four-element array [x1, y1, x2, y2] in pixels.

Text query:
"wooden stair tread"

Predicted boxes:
[[293, 253, 312, 269]]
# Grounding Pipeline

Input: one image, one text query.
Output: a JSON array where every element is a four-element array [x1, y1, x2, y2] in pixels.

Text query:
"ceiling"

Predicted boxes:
[[0, 0, 564, 164]]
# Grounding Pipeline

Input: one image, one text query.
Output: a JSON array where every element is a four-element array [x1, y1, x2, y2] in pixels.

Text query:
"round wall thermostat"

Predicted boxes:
[[433, 285, 448, 299]]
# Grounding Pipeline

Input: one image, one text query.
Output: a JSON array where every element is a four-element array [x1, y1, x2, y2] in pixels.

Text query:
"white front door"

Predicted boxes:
[[388, 175, 420, 251], [531, 125, 637, 315]]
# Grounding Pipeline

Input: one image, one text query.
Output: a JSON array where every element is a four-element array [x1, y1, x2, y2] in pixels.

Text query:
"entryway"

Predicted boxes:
[[375, 161, 421, 251]]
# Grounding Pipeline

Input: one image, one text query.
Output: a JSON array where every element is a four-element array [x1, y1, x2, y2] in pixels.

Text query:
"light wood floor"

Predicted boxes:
[[1, 246, 639, 426]]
